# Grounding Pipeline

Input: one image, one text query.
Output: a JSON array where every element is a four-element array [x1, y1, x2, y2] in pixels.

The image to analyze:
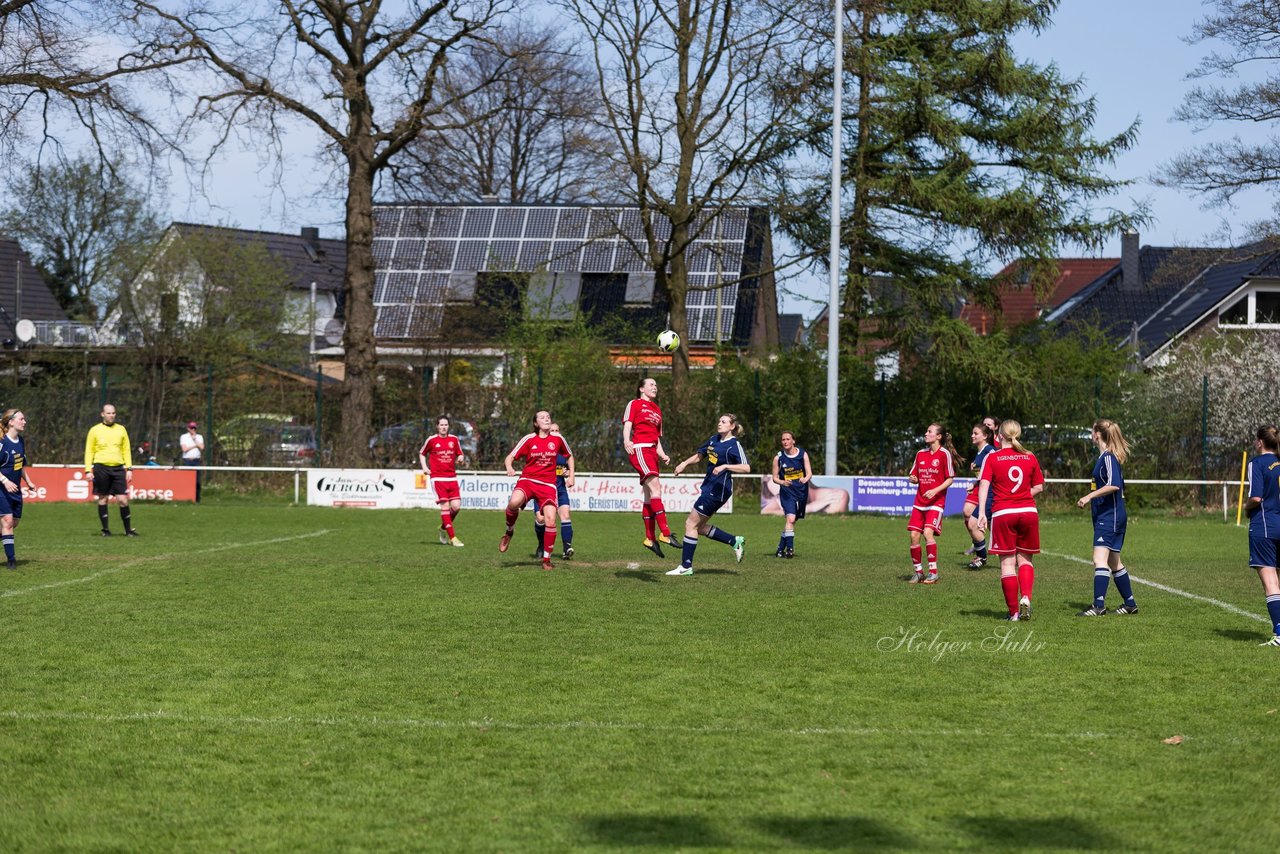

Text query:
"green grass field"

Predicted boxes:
[[2, 502, 1278, 852]]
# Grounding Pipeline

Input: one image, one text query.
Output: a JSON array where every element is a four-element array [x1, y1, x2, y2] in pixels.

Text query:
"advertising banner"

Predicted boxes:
[[19, 466, 197, 502], [307, 470, 727, 513], [761, 475, 975, 516]]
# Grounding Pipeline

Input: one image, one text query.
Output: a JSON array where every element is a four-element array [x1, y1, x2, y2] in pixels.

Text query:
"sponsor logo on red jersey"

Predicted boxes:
[[512, 433, 572, 483], [421, 435, 462, 478], [623, 399, 663, 444], [911, 447, 954, 505]]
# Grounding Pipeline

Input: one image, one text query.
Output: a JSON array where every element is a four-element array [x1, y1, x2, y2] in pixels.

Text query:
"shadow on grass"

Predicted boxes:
[[1214, 627, 1265, 643], [614, 569, 661, 583], [754, 815, 915, 849], [582, 814, 725, 847], [694, 568, 740, 576], [958, 608, 1008, 620], [951, 815, 1117, 849]]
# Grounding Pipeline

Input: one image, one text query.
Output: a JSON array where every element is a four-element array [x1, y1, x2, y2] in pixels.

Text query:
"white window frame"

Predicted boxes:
[[1218, 287, 1280, 329]]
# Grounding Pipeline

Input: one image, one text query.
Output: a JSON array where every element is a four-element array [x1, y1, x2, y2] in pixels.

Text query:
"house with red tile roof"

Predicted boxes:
[[960, 258, 1118, 334]]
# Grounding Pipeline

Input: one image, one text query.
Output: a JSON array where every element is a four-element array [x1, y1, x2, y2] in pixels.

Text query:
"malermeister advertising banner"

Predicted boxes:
[[307, 470, 728, 513]]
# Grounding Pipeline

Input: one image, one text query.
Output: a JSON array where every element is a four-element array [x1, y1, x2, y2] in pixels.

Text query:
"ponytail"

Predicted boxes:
[[722, 413, 745, 439], [0, 409, 18, 432], [1000, 419, 1029, 454], [1093, 418, 1131, 464]]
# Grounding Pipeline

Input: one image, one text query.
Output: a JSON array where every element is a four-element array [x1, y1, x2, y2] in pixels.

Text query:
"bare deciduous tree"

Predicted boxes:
[[561, 0, 809, 385], [0, 1, 183, 164], [1162, 0, 1280, 212], [130, 0, 506, 464], [389, 20, 613, 204]]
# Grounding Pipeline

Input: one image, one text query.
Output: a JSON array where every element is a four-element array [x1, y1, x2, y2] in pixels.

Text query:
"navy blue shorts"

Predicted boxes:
[[780, 485, 808, 519], [0, 488, 22, 519], [693, 488, 730, 518], [1092, 521, 1126, 553], [1249, 532, 1280, 568]]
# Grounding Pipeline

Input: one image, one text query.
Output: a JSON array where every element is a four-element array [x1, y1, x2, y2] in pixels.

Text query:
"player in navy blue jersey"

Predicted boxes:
[[531, 423, 576, 559], [1075, 419, 1138, 616], [962, 422, 996, 569], [667, 414, 750, 576], [771, 431, 811, 558], [1245, 425, 1280, 646], [0, 409, 38, 570]]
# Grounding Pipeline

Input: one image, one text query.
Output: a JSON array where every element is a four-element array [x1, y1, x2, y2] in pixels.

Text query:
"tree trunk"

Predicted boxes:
[[338, 139, 379, 467]]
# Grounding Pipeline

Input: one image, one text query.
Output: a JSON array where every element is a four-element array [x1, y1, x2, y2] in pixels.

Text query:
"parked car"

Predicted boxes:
[[255, 423, 319, 466], [216, 414, 299, 465], [369, 418, 479, 467]]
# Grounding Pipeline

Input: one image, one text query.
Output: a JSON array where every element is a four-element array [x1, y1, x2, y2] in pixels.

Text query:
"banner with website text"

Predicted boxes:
[[307, 470, 726, 513]]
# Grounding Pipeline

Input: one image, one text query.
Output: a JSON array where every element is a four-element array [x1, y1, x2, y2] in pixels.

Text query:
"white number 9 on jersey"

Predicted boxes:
[[1009, 465, 1024, 492]]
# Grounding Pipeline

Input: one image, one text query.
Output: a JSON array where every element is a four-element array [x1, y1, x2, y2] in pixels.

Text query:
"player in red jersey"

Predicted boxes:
[[501, 410, 574, 570], [906, 423, 957, 584], [622, 377, 675, 557], [977, 420, 1045, 621], [420, 416, 465, 547]]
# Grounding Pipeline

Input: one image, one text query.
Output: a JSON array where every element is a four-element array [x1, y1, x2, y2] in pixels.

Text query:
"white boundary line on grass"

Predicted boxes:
[[1041, 550, 1268, 625], [0, 708, 1116, 741], [1, 530, 334, 599]]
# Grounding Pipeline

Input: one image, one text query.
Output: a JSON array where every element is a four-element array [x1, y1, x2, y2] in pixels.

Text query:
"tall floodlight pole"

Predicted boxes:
[[824, 0, 843, 476]]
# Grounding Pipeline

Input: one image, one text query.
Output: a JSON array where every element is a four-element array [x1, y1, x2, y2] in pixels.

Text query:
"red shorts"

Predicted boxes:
[[964, 486, 979, 506], [989, 509, 1040, 555], [515, 478, 557, 509], [628, 445, 661, 480], [432, 478, 460, 503], [907, 505, 944, 534]]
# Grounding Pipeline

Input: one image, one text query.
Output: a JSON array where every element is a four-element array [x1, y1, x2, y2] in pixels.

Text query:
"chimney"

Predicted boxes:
[[1121, 229, 1141, 291], [300, 226, 322, 261]]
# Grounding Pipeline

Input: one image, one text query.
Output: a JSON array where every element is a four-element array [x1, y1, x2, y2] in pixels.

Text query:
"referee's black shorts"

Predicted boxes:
[[92, 464, 128, 497]]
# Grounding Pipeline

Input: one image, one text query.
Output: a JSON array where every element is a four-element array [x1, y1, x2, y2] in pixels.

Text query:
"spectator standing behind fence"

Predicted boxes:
[[180, 421, 205, 503], [84, 404, 139, 537]]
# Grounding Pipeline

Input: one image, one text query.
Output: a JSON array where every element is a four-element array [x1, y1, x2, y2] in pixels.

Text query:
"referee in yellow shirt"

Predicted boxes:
[[84, 403, 139, 537]]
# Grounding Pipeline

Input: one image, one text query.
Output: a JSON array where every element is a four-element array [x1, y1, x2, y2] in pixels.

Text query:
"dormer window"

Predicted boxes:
[[1219, 289, 1280, 327]]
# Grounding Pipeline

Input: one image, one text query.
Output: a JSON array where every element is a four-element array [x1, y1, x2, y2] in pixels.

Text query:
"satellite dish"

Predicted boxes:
[[14, 319, 35, 344], [322, 318, 345, 346]]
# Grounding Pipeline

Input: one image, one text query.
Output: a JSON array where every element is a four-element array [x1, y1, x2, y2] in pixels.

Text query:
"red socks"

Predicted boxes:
[[925, 542, 937, 569], [441, 511, 455, 538], [504, 508, 519, 531], [910, 545, 922, 568], [1001, 575, 1020, 616], [1017, 563, 1035, 601], [650, 498, 671, 537], [542, 524, 557, 557], [643, 503, 655, 540]]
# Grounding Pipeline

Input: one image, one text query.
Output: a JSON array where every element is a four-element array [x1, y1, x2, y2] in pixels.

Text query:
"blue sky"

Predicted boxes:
[[160, 1, 1276, 318]]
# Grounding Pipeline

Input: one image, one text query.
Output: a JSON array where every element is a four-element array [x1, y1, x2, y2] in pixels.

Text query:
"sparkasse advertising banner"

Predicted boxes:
[[307, 470, 727, 513], [20, 466, 196, 502]]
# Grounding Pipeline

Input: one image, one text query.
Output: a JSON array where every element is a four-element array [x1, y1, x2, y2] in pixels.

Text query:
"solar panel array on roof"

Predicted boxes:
[[371, 205, 754, 341]]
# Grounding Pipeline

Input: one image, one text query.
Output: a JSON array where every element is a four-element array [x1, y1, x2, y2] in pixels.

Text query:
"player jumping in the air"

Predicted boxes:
[[622, 378, 675, 557]]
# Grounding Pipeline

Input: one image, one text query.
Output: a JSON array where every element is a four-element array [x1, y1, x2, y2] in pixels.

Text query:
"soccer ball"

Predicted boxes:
[[656, 329, 681, 352]]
